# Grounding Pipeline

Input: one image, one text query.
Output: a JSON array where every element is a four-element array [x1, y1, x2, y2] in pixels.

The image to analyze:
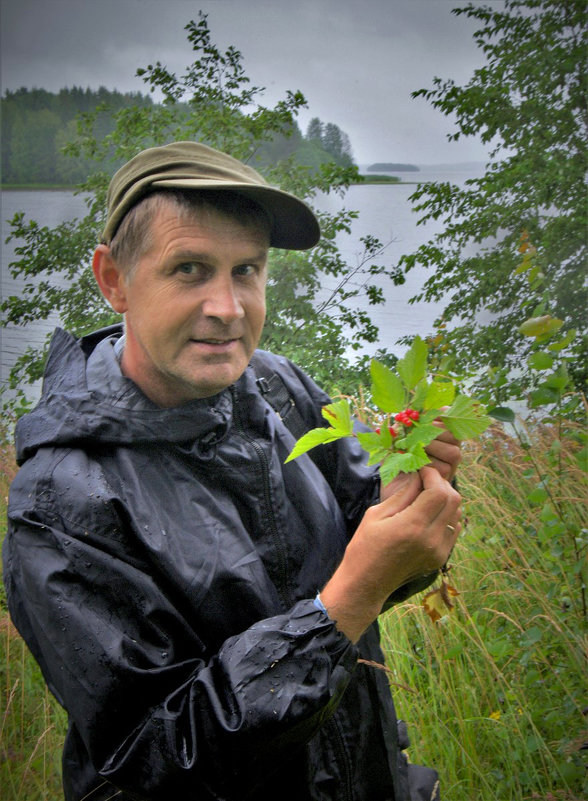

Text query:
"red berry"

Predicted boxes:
[[408, 409, 420, 421], [375, 427, 381, 435], [388, 426, 397, 438]]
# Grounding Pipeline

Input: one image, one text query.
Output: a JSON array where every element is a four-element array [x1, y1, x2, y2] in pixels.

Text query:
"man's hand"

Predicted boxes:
[[320, 467, 461, 643], [380, 419, 462, 504], [425, 424, 462, 482]]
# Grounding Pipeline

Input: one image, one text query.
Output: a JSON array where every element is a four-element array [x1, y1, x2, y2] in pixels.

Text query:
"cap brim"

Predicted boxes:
[[152, 178, 321, 250]]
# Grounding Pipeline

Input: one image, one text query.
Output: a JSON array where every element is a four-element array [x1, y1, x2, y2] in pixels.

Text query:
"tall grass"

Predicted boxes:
[[1, 420, 586, 799], [0, 422, 67, 800], [381, 424, 587, 800]]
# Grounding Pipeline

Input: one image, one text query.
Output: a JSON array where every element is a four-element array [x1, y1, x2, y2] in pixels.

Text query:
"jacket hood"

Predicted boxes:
[[15, 326, 234, 464]]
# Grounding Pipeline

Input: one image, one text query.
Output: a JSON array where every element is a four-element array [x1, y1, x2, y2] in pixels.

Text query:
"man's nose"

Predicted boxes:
[[202, 276, 244, 322]]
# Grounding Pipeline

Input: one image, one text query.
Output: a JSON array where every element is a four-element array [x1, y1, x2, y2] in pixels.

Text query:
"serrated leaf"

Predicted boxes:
[[420, 409, 441, 425], [424, 380, 455, 410], [366, 447, 393, 467], [285, 427, 347, 462], [356, 431, 381, 451], [320, 399, 353, 434], [379, 444, 430, 485], [370, 359, 405, 412], [401, 423, 442, 450], [412, 378, 429, 410], [440, 395, 491, 440], [356, 431, 394, 467], [397, 336, 428, 390]]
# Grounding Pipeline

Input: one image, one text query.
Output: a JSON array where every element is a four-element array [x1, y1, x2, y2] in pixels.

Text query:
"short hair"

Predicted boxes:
[[109, 189, 272, 277]]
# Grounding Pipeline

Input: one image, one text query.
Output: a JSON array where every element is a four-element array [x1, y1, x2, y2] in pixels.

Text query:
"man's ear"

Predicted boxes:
[[92, 245, 128, 313]]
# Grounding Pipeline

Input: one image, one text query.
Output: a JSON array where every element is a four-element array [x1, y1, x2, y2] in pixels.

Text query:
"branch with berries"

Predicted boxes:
[[285, 336, 491, 485]]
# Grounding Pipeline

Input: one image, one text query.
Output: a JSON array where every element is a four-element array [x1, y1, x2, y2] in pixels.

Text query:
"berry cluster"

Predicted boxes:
[[394, 408, 420, 427], [375, 426, 398, 438]]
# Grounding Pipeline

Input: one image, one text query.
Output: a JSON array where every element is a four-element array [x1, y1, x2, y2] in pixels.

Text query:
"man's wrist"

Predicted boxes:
[[313, 592, 329, 617]]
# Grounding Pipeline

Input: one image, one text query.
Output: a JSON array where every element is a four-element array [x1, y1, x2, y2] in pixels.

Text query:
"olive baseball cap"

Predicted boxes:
[[101, 141, 321, 250]]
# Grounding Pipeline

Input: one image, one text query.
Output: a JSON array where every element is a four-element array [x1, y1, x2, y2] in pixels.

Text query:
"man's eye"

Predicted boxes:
[[234, 264, 257, 277], [177, 262, 200, 276]]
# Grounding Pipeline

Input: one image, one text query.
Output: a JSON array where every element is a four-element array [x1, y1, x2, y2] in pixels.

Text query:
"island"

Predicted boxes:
[[367, 162, 420, 172]]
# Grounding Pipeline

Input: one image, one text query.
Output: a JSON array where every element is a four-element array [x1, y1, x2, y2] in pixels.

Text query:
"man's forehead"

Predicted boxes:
[[149, 203, 271, 254]]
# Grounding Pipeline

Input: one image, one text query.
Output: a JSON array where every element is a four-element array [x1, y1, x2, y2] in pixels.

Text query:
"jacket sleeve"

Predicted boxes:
[[3, 460, 358, 800]]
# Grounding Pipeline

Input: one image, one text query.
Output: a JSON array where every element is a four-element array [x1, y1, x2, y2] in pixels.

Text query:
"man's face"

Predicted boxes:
[[116, 204, 268, 407]]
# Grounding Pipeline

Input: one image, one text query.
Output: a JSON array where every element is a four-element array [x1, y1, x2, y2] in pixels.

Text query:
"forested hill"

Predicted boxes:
[[1, 88, 356, 186], [1, 87, 154, 184]]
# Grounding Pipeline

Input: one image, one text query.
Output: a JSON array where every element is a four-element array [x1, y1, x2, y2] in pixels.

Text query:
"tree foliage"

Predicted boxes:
[[399, 0, 587, 398], [305, 116, 354, 166], [1, 87, 154, 184], [2, 13, 392, 399]]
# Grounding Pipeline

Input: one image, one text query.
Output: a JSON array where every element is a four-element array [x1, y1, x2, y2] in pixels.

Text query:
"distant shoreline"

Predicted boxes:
[[1, 184, 78, 191], [2, 179, 426, 191]]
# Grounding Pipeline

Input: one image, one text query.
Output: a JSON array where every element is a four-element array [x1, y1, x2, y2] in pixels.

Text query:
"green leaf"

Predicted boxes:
[[396, 336, 428, 390], [547, 329, 576, 352], [357, 426, 394, 460], [285, 427, 348, 462], [488, 406, 515, 423], [529, 386, 560, 407], [526, 351, 553, 371], [370, 359, 405, 413], [400, 423, 441, 451], [440, 395, 491, 440], [320, 399, 353, 434], [519, 315, 563, 339], [356, 431, 382, 452], [379, 444, 431, 485], [543, 367, 569, 391], [412, 378, 429, 410], [527, 487, 548, 505], [575, 445, 587, 472], [424, 380, 455, 410]]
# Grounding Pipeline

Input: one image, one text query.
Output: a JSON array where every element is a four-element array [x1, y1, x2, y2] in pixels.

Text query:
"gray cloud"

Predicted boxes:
[[0, 0, 506, 163]]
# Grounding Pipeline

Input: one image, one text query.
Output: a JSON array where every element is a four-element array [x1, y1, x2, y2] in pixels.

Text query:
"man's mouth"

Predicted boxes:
[[193, 337, 238, 345]]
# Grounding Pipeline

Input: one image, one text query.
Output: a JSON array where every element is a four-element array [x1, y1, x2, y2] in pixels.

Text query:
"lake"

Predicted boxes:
[[1, 165, 484, 402]]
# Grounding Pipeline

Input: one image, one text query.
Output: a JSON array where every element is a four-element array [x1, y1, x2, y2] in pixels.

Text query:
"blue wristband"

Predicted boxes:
[[313, 592, 329, 616]]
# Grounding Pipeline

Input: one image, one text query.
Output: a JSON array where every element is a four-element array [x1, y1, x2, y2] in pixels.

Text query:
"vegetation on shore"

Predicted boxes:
[[1, 87, 356, 188], [384, 422, 587, 800], [357, 174, 402, 184]]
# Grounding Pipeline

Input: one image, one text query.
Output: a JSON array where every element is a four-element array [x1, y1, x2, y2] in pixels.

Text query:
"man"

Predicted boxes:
[[3, 141, 461, 800]]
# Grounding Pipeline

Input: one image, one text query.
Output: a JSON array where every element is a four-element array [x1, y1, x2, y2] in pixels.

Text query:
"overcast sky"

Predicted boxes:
[[0, 0, 506, 165]]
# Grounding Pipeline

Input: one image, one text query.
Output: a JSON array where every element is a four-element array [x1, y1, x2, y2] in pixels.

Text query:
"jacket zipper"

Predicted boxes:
[[328, 713, 354, 801], [230, 386, 290, 606]]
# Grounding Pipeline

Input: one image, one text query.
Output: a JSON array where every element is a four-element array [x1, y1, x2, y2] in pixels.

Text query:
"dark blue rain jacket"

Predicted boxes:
[[3, 325, 439, 801]]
